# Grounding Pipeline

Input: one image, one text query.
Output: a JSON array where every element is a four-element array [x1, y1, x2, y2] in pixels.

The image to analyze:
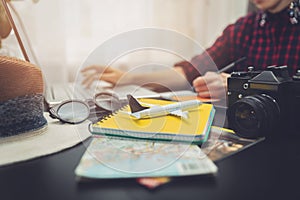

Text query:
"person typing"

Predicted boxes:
[[81, 0, 300, 100]]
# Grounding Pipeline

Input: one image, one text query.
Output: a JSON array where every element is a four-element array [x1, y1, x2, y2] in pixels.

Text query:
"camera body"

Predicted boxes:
[[227, 66, 300, 138]]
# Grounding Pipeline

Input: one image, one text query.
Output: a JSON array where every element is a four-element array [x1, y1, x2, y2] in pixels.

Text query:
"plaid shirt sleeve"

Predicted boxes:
[[174, 24, 235, 84], [174, 15, 251, 84], [175, 10, 300, 83]]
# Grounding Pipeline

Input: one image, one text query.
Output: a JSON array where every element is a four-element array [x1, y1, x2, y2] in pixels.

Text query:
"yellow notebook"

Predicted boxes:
[[91, 99, 215, 144]]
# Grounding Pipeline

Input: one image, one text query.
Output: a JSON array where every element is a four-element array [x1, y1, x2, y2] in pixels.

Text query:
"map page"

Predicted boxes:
[[75, 137, 217, 179]]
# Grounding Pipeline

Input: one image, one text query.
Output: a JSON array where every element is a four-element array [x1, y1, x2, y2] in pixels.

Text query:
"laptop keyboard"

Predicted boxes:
[[45, 83, 160, 106]]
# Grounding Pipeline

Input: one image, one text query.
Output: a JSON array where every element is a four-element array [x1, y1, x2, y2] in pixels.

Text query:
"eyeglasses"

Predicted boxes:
[[49, 100, 90, 124], [48, 92, 127, 124], [94, 91, 126, 112]]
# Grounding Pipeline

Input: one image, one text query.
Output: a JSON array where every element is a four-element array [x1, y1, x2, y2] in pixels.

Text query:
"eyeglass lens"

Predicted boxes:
[[57, 101, 90, 124], [94, 93, 123, 111]]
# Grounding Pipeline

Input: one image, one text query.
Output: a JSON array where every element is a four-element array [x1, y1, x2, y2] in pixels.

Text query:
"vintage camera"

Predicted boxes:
[[227, 66, 300, 138]]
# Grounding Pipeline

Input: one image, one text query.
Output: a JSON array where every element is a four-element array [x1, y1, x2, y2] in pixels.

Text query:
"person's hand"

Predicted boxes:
[[192, 72, 230, 99], [81, 65, 125, 88]]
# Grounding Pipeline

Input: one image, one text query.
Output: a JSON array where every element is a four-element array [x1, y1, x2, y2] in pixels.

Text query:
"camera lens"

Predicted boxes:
[[227, 94, 280, 138]]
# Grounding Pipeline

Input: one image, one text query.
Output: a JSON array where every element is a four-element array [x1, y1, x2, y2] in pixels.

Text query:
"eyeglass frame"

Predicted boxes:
[[47, 91, 127, 124], [48, 99, 91, 124]]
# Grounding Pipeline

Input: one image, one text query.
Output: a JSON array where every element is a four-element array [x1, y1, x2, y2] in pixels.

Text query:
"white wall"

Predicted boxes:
[[4, 0, 248, 84]]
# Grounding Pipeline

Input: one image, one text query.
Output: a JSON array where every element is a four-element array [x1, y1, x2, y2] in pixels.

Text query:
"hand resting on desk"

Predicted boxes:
[[81, 65, 125, 88], [81, 65, 191, 92]]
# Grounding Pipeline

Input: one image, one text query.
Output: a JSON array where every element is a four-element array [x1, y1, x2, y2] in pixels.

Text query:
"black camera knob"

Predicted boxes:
[[248, 66, 254, 72], [293, 69, 300, 81]]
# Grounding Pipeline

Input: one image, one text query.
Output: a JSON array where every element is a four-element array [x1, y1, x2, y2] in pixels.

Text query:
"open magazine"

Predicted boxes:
[[204, 126, 264, 162]]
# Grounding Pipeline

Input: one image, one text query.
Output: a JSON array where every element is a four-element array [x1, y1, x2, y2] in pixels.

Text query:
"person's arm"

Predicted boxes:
[[81, 24, 236, 93], [174, 21, 244, 99], [81, 65, 191, 92], [81, 16, 249, 97]]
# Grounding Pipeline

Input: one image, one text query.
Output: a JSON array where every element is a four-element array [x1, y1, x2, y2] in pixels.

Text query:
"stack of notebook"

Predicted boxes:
[[76, 98, 217, 180], [90, 98, 215, 144]]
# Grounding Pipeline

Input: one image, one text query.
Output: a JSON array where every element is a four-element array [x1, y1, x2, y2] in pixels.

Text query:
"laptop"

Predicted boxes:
[[1, 0, 160, 107]]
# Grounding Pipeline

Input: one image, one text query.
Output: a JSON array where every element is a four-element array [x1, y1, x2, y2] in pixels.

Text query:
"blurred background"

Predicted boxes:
[[1, 0, 249, 84]]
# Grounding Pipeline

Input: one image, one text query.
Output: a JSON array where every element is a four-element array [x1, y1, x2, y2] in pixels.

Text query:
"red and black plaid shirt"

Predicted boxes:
[[176, 8, 300, 84]]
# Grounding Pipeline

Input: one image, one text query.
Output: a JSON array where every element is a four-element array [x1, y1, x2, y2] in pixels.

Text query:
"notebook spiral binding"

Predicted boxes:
[[99, 104, 127, 122], [88, 104, 128, 133]]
